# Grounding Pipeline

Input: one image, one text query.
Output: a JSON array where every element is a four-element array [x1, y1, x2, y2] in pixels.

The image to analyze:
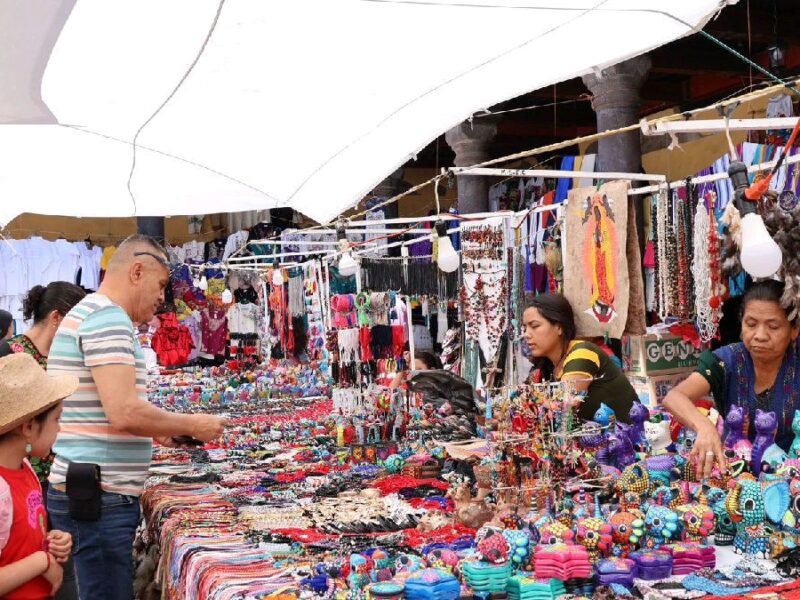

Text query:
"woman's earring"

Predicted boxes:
[[25, 442, 32, 454]]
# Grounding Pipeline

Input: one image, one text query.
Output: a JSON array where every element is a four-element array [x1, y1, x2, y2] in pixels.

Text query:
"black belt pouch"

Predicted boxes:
[[66, 462, 102, 521]]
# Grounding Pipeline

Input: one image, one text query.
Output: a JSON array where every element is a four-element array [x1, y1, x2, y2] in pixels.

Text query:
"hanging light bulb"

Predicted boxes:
[[192, 274, 201, 288], [336, 223, 358, 277], [729, 161, 783, 279], [434, 220, 459, 273], [221, 288, 233, 304], [198, 275, 208, 291], [272, 267, 284, 286], [740, 213, 783, 278]]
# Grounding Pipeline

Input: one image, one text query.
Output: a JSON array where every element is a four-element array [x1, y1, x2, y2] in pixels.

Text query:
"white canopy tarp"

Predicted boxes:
[[0, 0, 736, 227]]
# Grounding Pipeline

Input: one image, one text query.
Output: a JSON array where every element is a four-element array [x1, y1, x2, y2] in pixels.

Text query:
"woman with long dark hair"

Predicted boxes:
[[522, 293, 638, 423]]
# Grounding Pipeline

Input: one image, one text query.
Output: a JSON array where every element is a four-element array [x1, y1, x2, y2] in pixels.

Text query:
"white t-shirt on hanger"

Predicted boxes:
[[53, 239, 81, 284]]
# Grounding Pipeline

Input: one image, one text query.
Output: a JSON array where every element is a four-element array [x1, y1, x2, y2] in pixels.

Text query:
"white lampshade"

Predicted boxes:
[[272, 269, 284, 286], [198, 276, 208, 291], [740, 213, 783, 278], [338, 251, 358, 277], [435, 221, 459, 273], [221, 288, 233, 304]]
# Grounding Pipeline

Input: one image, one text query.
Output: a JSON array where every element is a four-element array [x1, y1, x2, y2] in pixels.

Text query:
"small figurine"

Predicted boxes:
[[751, 409, 778, 478], [644, 416, 673, 455], [790, 410, 800, 458], [723, 404, 747, 450], [726, 477, 790, 558]]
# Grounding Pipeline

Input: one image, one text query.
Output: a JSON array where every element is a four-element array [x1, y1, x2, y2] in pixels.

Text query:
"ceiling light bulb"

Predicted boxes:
[[740, 213, 783, 278], [435, 220, 459, 273], [198, 276, 208, 291], [338, 251, 358, 277], [221, 288, 233, 304], [192, 276, 201, 288]]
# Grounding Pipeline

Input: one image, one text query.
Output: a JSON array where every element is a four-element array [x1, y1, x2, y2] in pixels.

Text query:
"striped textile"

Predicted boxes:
[[47, 294, 152, 496]]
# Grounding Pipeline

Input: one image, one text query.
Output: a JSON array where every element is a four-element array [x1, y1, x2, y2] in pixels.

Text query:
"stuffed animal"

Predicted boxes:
[[725, 477, 790, 558]]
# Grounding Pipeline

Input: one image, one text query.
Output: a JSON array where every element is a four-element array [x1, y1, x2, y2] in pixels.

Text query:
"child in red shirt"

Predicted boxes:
[[0, 354, 77, 599]]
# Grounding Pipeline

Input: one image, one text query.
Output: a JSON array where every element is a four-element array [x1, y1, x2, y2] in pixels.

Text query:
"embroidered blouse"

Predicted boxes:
[[0, 335, 47, 368], [695, 340, 800, 451]]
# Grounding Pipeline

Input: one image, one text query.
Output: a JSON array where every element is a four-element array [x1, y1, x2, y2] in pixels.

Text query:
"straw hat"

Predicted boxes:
[[0, 353, 78, 436]]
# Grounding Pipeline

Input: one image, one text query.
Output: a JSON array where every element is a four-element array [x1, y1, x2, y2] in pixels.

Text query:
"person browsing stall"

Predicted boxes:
[[45, 235, 226, 600], [389, 350, 443, 389], [0, 354, 77, 600], [522, 294, 638, 423], [663, 280, 800, 478], [0, 283, 86, 367]]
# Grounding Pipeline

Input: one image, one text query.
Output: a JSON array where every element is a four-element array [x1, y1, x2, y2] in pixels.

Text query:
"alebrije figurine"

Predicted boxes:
[[748, 409, 777, 478], [575, 516, 613, 563], [723, 404, 747, 450], [725, 477, 790, 558], [608, 426, 636, 470], [594, 403, 617, 428], [644, 416, 673, 455], [609, 510, 644, 557], [629, 403, 650, 452], [642, 504, 680, 549], [675, 503, 715, 543], [760, 444, 788, 476], [789, 410, 800, 458]]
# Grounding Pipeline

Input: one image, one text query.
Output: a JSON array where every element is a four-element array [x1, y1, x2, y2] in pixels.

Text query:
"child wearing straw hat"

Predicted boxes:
[[0, 353, 78, 599]]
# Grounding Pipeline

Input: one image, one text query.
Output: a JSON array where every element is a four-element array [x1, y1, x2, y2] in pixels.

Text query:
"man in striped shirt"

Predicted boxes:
[[46, 235, 225, 600]]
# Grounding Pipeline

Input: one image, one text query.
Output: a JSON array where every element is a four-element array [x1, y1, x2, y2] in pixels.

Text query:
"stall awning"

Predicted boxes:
[[0, 0, 737, 227]]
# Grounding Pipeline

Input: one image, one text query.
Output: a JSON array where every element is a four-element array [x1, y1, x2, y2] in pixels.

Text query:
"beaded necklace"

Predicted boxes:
[[656, 189, 672, 320], [675, 196, 692, 320], [692, 193, 723, 343]]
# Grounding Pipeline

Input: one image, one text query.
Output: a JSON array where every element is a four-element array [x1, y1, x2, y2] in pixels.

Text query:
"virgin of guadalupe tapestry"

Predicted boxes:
[[564, 180, 630, 338]]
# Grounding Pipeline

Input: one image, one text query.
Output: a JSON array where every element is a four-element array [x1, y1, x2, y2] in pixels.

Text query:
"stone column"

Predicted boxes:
[[582, 55, 651, 335], [581, 55, 651, 173], [445, 118, 499, 214]]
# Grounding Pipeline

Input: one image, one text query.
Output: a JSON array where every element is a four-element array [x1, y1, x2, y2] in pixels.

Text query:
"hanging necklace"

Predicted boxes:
[[693, 192, 723, 342], [656, 188, 672, 321]]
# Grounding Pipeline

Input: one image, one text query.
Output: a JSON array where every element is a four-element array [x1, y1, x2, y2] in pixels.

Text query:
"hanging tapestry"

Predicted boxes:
[[564, 180, 630, 338]]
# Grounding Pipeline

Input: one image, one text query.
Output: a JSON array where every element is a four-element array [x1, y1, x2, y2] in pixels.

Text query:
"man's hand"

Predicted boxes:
[[154, 437, 180, 448], [189, 415, 226, 442]]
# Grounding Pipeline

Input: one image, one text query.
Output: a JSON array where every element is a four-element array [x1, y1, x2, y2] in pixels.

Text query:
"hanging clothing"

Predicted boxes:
[[227, 303, 260, 335], [151, 312, 194, 367], [200, 307, 228, 357]]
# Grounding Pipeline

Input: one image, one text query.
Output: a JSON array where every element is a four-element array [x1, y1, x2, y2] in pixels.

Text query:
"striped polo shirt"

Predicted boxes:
[[47, 294, 153, 496]]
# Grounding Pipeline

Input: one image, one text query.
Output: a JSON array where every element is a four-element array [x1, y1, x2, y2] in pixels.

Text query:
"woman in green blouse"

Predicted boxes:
[[522, 294, 639, 423]]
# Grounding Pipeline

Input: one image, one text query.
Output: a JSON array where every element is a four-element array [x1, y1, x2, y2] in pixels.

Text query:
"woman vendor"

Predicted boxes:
[[663, 280, 800, 478], [522, 293, 638, 423]]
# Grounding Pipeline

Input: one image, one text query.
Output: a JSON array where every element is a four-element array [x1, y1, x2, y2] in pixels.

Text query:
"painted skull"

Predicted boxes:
[[711, 500, 736, 545]]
